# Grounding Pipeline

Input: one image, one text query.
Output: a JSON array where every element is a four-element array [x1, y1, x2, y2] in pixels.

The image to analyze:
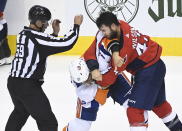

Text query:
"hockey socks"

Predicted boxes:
[[127, 107, 148, 131], [163, 114, 182, 131], [130, 126, 147, 131], [152, 101, 182, 131]]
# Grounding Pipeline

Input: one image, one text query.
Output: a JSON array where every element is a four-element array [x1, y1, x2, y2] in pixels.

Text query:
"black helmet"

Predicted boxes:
[[28, 5, 51, 23]]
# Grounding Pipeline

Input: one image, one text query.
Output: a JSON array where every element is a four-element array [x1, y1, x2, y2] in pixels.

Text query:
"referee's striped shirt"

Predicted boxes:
[[10, 24, 80, 81]]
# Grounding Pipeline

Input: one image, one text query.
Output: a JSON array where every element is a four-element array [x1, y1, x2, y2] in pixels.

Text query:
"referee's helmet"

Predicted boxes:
[[28, 5, 51, 23]]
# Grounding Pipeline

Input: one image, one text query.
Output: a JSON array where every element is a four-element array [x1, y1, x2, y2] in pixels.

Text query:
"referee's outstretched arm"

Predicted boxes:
[[24, 14, 83, 57], [29, 24, 80, 57]]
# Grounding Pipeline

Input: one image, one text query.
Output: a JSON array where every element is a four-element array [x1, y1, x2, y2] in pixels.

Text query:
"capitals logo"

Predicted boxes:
[[84, 0, 139, 23]]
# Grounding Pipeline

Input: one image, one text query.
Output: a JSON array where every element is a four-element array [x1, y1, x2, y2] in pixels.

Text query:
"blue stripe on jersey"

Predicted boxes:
[[80, 100, 99, 121], [99, 45, 111, 57]]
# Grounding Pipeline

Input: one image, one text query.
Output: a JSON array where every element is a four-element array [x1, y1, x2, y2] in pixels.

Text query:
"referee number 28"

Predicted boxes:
[[16, 44, 24, 57]]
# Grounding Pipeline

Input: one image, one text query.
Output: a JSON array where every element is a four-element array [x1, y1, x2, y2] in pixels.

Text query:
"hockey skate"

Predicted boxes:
[[0, 58, 5, 66]]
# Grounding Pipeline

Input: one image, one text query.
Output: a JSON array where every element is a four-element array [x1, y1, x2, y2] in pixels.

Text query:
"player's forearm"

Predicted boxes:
[[96, 68, 117, 87]]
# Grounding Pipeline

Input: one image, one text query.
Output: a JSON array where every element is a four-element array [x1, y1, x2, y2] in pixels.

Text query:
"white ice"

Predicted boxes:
[[0, 56, 182, 131]]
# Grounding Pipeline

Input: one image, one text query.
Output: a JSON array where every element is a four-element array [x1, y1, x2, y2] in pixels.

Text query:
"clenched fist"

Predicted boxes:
[[52, 19, 61, 36], [91, 69, 102, 81], [112, 52, 124, 67], [74, 15, 83, 25]]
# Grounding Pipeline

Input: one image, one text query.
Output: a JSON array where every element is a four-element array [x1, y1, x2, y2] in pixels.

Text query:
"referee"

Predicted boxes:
[[5, 5, 83, 131]]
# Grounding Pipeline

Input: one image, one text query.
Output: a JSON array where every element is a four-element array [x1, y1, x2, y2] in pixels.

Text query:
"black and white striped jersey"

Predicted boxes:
[[10, 24, 80, 81]]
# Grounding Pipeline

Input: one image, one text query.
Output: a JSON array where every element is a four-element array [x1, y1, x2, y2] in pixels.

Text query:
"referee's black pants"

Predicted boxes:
[[5, 77, 58, 131]]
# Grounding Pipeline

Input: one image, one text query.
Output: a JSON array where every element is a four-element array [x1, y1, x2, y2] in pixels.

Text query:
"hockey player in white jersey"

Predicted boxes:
[[63, 58, 133, 131]]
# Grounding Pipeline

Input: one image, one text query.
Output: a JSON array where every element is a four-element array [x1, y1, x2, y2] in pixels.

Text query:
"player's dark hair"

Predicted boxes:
[[96, 12, 120, 29]]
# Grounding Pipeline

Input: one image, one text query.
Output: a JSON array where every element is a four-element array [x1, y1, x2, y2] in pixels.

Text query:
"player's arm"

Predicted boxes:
[[83, 36, 103, 81], [84, 39, 118, 87], [107, 40, 125, 68], [95, 67, 117, 87], [107, 39, 132, 72], [94, 40, 121, 87], [95, 40, 126, 87], [83, 38, 99, 71]]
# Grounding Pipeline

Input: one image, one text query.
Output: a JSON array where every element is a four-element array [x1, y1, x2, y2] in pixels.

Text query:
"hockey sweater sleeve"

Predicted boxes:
[[96, 67, 117, 87], [84, 38, 118, 87], [83, 39, 99, 71], [95, 40, 120, 87]]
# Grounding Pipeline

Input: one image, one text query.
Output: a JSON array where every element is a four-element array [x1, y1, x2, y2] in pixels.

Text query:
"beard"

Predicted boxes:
[[108, 29, 118, 40]]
